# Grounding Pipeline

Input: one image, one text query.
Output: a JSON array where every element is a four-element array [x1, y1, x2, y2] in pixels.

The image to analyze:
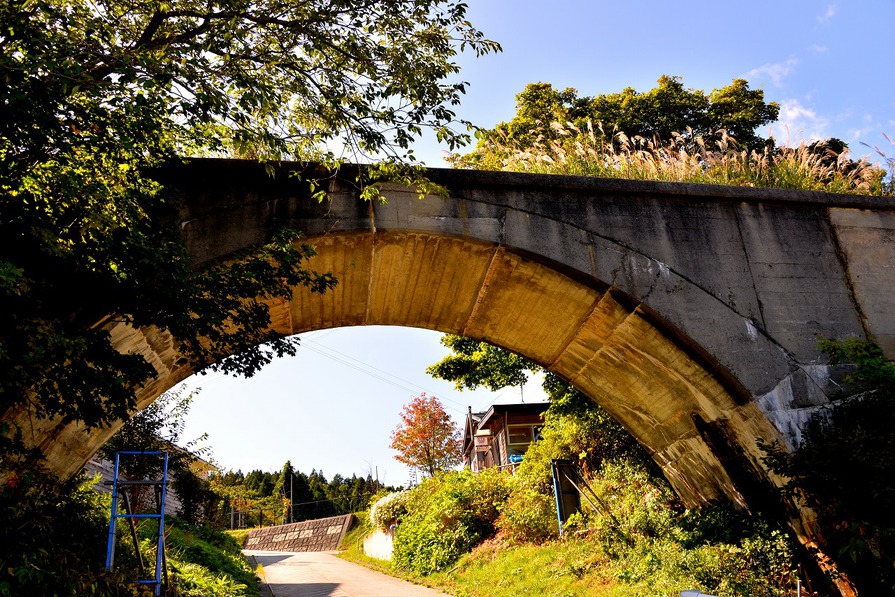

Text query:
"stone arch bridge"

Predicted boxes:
[[16, 159, 895, 512]]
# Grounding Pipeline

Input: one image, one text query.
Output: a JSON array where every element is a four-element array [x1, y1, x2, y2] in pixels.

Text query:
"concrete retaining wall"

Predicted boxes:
[[244, 514, 354, 552], [362, 528, 394, 560]]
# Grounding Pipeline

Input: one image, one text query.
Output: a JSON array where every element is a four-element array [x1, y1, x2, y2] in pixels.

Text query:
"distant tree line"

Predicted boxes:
[[100, 388, 390, 529], [212, 461, 390, 528]]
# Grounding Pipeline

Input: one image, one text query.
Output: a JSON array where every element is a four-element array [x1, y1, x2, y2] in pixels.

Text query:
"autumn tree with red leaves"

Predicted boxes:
[[390, 394, 462, 477]]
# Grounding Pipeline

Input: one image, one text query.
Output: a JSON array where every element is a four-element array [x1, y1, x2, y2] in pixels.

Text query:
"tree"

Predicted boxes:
[[273, 460, 296, 522], [0, 1, 499, 436], [465, 76, 779, 167], [427, 335, 654, 475], [426, 335, 531, 391], [100, 386, 222, 523], [390, 393, 462, 477], [762, 339, 895, 594]]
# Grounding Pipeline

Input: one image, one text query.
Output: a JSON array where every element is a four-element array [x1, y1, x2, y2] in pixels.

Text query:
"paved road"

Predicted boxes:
[[244, 550, 451, 597]]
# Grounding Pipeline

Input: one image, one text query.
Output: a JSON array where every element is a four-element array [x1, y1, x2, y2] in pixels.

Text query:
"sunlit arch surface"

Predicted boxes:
[[282, 231, 783, 507], [35, 231, 780, 509], [18, 159, 895, 513]]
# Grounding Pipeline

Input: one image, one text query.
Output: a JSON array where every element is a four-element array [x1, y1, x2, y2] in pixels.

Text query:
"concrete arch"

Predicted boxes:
[[280, 230, 782, 508], [16, 159, 895, 513]]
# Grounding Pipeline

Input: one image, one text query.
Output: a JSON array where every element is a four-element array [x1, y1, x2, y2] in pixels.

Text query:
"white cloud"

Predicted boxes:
[[767, 99, 830, 144], [809, 44, 829, 54], [848, 115, 884, 146], [745, 58, 799, 86], [849, 126, 878, 143], [817, 4, 837, 23]]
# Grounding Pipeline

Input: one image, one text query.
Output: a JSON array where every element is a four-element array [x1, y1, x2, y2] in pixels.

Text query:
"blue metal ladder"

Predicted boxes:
[[105, 450, 170, 596]]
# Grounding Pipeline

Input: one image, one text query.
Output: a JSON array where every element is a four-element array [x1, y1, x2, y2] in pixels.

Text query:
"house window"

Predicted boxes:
[[507, 424, 541, 446]]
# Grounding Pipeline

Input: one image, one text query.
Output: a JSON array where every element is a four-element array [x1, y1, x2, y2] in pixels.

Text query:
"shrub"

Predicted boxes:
[[173, 468, 224, 526], [581, 460, 680, 552], [165, 518, 257, 592], [559, 460, 797, 596], [495, 485, 558, 544], [225, 528, 251, 548], [761, 338, 895, 593], [172, 562, 248, 597], [676, 501, 765, 548], [513, 381, 659, 491], [0, 465, 136, 596], [680, 529, 796, 597], [393, 468, 511, 574]]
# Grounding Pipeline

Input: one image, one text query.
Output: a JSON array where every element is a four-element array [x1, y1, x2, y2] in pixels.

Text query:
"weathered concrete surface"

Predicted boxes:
[[828, 208, 895, 355], [245, 515, 354, 553], [8, 161, 895, 515]]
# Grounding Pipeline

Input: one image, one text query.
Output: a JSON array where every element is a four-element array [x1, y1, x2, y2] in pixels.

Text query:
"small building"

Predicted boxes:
[[463, 402, 549, 472], [83, 448, 217, 515]]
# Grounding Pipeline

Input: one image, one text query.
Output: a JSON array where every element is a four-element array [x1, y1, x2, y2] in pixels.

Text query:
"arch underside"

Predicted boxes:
[[281, 230, 784, 507], [22, 230, 787, 508]]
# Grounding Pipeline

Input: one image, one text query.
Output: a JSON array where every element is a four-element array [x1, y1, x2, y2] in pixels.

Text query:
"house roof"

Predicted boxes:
[[463, 409, 487, 450], [477, 402, 550, 430]]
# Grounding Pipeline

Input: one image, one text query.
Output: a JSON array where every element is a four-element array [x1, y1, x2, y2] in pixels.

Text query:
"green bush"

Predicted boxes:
[[512, 382, 659, 491], [165, 519, 258, 595], [495, 485, 557, 545], [761, 338, 895, 593], [224, 528, 251, 548], [393, 468, 511, 574], [575, 460, 680, 553], [679, 529, 796, 597], [559, 461, 797, 596], [676, 501, 764, 548], [171, 562, 248, 597], [0, 465, 137, 596]]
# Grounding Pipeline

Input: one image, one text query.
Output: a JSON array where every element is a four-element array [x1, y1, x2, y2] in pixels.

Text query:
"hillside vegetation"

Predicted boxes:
[[0, 462, 258, 596], [343, 338, 895, 596], [347, 385, 800, 597], [351, 465, 796, 597]]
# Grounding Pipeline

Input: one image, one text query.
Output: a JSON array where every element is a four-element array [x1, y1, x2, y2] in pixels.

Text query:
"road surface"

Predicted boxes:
[[245, 550, 451, 597]]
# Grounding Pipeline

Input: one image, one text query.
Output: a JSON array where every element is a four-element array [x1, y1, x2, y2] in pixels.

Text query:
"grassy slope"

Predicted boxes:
[[163, 519, 260, 596]]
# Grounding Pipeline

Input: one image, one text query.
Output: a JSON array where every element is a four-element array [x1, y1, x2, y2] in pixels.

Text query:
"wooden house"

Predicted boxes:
[[463, 402, 549, 472]]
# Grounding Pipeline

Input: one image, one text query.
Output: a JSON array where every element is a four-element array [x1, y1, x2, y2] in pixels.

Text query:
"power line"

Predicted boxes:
[[177, 328, 515, 418], [301, 336, 475, 413]]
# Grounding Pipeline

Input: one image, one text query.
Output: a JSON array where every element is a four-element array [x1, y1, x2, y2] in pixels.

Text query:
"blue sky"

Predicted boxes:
[[178, 1, 894, 482], [429, 0, 895, 165]]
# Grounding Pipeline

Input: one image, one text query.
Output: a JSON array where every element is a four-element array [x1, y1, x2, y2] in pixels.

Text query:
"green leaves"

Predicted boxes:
[[469, 76, 779, 168], [427, 335, 532, 391], [763, 339, 895, 593], [392, 468, 511, 574], [1, 0, 497, 431]]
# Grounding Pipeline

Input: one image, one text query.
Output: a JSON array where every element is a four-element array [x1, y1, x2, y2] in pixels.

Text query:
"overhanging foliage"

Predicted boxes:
[[0, 0, 499, 430]]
